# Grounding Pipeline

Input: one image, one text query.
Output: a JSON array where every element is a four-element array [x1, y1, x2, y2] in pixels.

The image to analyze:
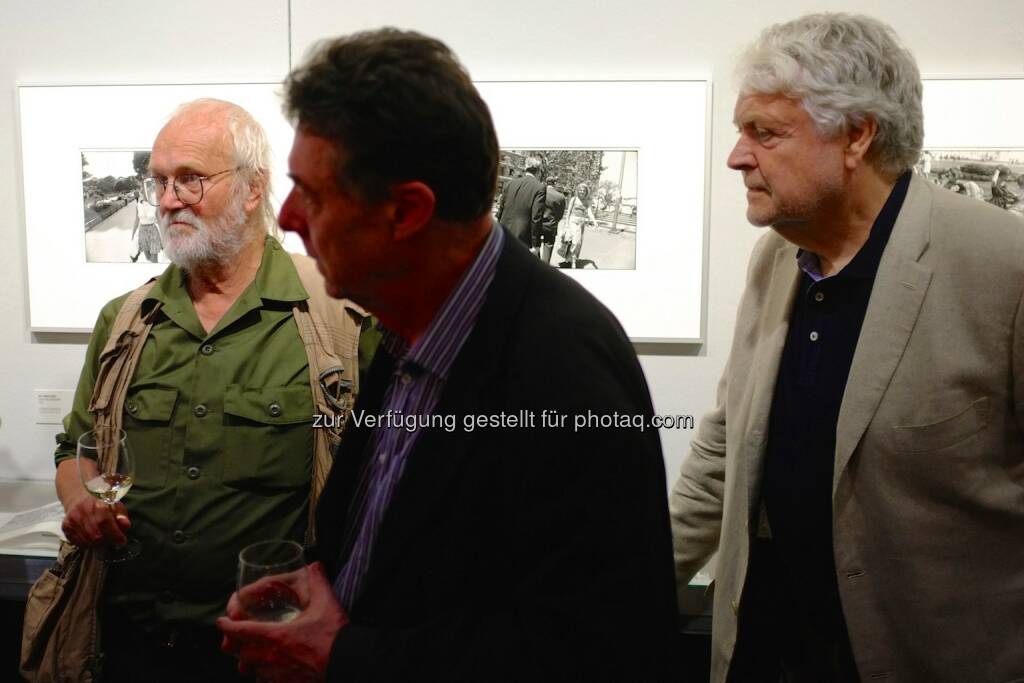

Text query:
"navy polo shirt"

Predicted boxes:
[[760, 171, 911, 647]]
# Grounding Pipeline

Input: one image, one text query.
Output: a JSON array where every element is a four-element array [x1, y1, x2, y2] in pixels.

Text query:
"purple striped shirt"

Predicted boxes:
[[333, 224, 504, 608]]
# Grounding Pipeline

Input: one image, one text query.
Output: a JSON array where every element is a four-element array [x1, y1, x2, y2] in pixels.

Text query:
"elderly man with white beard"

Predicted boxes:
[[51, 99, 365, 683]]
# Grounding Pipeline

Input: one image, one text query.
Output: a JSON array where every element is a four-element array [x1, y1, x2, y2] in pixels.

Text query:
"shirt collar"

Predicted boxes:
[[797, 170, 911, 282], [381, 222, 504, 380]]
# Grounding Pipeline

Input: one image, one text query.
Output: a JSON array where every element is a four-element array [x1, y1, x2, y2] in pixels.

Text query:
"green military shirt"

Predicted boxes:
[[56, 237, 317, 627]]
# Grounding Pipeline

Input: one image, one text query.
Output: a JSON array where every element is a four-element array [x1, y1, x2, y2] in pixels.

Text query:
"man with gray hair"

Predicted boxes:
[[497, 155, 547, 254], [54, 98, 364, 682], [670, 13, 1024, 682]]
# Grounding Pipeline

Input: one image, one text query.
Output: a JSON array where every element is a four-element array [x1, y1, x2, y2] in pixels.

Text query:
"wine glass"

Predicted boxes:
[[76, 428, 140, 562], [237, 540, 308, 622]]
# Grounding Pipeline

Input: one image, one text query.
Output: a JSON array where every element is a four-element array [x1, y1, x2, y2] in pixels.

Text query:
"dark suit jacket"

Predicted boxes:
[[543, 186, 567, 234], [497, 174, 546, 245], [318, 230, 678, 681]]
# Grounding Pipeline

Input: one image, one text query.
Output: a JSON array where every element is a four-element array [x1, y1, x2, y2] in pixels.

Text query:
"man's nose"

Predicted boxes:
[[159, 180, 186, 213], [277, 190, 304, 234], [727, 137, 755, 171]]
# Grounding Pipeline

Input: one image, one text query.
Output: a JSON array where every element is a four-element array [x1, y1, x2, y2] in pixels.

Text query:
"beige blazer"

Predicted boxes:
[[671, 175, 1024, 682]]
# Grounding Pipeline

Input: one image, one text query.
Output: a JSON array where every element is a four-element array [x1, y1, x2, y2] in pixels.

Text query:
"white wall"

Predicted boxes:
[[1, 0, 1022, 482]]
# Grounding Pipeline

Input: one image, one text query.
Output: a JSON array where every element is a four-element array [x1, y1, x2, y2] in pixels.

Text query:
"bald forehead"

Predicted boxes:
[[150, 107, 233, 175]]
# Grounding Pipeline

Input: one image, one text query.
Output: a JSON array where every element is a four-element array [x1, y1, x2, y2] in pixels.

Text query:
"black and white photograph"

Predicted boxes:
[[81, 149, 167, 264], [494, 149, 638, 270], [915, 149, 1024, 216]]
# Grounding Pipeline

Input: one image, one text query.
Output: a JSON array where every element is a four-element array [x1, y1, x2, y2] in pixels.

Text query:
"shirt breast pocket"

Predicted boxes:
[[123, 385, 179, 489], [222, 384, 313, 491]]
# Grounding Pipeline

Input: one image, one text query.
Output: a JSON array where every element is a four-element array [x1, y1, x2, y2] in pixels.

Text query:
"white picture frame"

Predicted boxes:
[[19, 80, 710, 340], [917, 77, 1024, 216], [18, 82, 301, 332], [922, 77, 1024, 150], [478, 81, 710, 342]]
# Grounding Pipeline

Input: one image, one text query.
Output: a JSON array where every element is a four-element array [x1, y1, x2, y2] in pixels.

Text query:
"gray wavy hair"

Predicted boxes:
[[736, 13, 923, 175]]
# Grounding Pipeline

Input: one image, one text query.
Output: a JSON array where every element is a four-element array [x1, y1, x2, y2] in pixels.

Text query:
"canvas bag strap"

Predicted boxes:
[[292, 299, 341, 543], [88, 279, 160, 469], [289, 253, 365, 543]]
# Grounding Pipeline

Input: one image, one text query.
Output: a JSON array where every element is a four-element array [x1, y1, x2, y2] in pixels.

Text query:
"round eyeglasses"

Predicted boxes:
[[141, 169, 235, 207]]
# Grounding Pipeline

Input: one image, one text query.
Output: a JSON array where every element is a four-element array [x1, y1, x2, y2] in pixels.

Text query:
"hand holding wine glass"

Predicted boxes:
[[76, 428, 140, 561]]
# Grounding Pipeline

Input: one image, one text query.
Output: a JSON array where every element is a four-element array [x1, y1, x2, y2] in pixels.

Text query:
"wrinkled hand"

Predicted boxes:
[[218, 562, 348, 682], [61, 494, 130, 548]]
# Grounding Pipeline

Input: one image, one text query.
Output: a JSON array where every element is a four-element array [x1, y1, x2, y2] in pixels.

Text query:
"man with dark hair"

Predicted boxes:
[[497, 156, 546, 254], [540, 175, 567, 263], [218, 28, 677, 682]]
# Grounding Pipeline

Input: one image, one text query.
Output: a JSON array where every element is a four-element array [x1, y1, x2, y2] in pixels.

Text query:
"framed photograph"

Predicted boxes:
[[20, 80, 709, 340], [496, 149, 639, 270], [18, 83, 301, 332], [479, 81, 710, 342], [920, 78, 1024, 216]]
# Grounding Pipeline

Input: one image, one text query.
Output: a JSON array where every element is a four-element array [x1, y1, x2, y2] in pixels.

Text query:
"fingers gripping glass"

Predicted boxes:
[[77, 429, 141, 562], [141, 169, 234, 206]]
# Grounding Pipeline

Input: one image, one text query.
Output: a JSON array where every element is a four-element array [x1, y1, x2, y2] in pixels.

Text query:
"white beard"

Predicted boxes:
[[157, 190, 254, 271]]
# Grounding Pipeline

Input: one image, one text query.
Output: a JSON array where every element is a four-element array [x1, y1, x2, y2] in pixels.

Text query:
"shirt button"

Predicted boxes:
[[268, 403, 283, 418], [194, 404, 208, 418], [159, 590, 175, 603], [200, 344, 215, 356], [809, 331, 819, 342], [814, 292, 825, 302], [401, 373, 412, 385], [171, 530, 187, 544], [186, 466, 200, 480], [126, 402, 138, 415]]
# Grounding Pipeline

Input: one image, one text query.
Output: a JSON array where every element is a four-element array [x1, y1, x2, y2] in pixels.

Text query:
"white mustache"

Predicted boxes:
[[161, 209, 202, 230]]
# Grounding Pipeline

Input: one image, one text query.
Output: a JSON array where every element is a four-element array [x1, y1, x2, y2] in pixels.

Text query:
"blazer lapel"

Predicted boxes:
[[833, 177, 934, 493], [358, 231, 533, 591], [745, 243, 801, 514], [317, 347, 397, 576]]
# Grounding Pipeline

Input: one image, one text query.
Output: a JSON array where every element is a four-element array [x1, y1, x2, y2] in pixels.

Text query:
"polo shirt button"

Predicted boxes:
[[814, 292, 825, 302], [201, 344, 215, 356], [194, 404, 208, 418], [809, 331, 819, 341], [186, 466, 200, 480], [268, 403, 282, 418], [172, 530, 186, 544]]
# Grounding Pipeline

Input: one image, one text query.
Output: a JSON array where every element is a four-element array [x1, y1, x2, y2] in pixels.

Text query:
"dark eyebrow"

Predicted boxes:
[[288, 174, 312, 192]]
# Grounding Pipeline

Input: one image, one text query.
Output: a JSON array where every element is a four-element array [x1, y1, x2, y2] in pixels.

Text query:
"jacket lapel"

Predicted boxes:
[[358, 231, 533, 592], [745, 243, 801, 513], [833, 176, 934, 493], [317, 347, 396, 577]]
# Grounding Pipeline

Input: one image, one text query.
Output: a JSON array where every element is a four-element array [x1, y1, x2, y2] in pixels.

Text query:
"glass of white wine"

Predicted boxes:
[[76, 428, 140, 562], [237, 540, 308, 623]]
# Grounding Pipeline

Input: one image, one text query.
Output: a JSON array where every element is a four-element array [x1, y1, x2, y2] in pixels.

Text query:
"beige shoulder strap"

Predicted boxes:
[[88, 280, 160, 468], [289, 252, 367, 542]]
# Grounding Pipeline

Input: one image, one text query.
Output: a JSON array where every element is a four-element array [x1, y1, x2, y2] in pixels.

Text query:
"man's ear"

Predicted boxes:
[[390, 181, 436, 241], [243, 171, 266, 214], [844, 117, 878, 170]]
